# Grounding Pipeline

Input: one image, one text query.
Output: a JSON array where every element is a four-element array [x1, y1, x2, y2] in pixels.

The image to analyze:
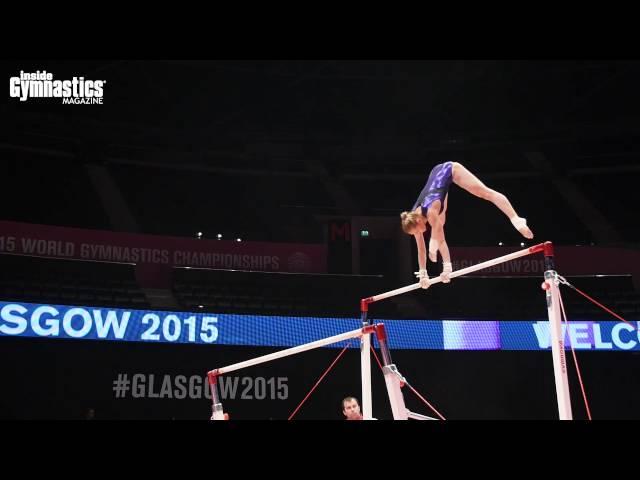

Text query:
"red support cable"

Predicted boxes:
[[287, 341, 352, 420], [565, 284, 637, 331], [404, 383, 447, 420], [370, 345, 384, 371]]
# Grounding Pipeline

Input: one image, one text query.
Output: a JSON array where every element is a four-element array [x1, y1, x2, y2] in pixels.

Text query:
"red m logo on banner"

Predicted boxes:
[[329, 221, 351, 242]]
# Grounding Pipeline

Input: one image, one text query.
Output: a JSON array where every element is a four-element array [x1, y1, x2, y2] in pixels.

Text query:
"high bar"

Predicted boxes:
[[362, 242, 547, 306]]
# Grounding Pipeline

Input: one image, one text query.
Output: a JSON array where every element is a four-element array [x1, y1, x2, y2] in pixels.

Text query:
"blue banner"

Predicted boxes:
[[1, 301, 638, 351]]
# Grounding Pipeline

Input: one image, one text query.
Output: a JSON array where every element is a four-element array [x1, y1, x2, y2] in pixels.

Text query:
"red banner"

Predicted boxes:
[[0, 220, 327, 274], [450, 245, 640, 278]]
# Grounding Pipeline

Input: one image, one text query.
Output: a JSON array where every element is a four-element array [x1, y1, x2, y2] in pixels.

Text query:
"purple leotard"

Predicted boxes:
[[412, 161, 453, 215]]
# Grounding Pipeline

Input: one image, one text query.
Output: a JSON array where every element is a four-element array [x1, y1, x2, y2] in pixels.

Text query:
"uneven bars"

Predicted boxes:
[[407, 411, 437, 420], [208, 326, 374, 376], [362, 242, 547, 306]]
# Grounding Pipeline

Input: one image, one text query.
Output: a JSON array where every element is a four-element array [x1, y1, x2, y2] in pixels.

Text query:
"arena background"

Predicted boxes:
[[2, 60, 639, 420]]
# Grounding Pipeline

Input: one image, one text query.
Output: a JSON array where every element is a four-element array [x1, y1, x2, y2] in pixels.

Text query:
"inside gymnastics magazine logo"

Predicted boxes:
[[9, 70, 106, 104]]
